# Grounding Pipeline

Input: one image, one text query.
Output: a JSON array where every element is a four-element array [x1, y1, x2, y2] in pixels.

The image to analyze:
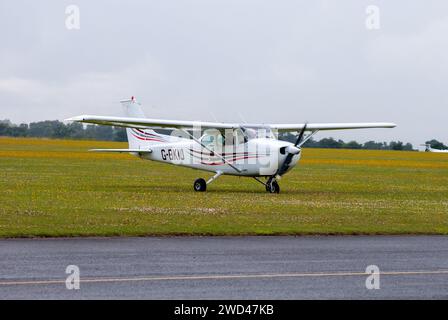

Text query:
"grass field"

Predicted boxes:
[[0, 137, 447, 237]]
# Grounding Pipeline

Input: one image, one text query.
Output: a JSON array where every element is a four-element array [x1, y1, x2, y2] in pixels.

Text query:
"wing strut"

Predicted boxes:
[[297, 129, 319, 148]]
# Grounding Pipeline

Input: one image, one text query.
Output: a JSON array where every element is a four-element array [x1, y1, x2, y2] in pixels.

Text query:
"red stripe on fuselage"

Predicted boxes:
[[131, 133, 165, 142]]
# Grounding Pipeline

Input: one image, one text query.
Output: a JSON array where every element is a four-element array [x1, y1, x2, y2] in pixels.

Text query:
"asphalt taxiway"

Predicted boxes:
[[0, 236, 447, 299]]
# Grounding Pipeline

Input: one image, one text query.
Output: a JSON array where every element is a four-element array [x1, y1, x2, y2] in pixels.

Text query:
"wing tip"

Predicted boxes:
[[384, 122, 397, 128], [65, 115, 86, 122]]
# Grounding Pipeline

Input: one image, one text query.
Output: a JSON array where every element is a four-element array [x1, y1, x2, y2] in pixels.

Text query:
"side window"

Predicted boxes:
[[234, 129, 246, 145], [201, 129, 246, 151], [202, 135, 215, 147], [201, 129, 224, 151]]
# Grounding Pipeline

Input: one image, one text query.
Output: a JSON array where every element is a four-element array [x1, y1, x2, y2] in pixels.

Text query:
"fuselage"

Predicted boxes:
[[422, 144, 448, 153], [135, 136, 301, 177], [426, 147, 448, 153]]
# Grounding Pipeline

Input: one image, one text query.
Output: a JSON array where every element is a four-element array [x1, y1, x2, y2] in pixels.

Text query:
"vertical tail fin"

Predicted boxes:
[[120, 96, 146, 118], [120, 97, 166, 149]]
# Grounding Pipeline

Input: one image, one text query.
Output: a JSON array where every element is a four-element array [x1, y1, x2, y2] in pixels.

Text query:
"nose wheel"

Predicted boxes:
[[266, 178, 280, 194]]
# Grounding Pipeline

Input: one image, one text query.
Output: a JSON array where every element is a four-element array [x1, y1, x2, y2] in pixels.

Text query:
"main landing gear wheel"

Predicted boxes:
[[193, 178, 207, 192], [266, 179, 280, 194]]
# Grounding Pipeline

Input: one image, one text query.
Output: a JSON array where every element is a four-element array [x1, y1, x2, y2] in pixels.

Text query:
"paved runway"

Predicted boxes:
[[0, 236, 447, 299]]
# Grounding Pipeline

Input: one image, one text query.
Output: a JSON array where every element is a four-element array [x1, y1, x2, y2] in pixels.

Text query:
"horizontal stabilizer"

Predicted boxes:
[[89, 149, 152, 153]]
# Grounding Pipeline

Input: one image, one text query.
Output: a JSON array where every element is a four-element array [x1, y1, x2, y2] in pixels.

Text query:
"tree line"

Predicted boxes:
[[278, 132, 416, 151], [424, 139, 448, 150], [0, 119, 127, 142], [1, 119, 446, 151]]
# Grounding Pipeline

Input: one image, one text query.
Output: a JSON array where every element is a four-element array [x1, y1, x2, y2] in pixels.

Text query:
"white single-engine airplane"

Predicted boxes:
[[67, 97, 396, 193], [421, 144, 448, 153]]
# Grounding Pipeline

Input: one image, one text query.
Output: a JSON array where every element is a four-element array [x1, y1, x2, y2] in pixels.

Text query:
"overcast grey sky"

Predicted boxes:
[[1, 0, 447, 145]]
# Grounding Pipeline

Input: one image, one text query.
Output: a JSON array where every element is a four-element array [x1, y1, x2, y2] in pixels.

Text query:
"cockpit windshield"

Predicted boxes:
[[241, 127, 276, 140]]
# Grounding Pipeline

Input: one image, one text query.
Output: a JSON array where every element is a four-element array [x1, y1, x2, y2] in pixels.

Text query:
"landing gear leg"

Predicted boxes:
[[206, 171, 223, 185]]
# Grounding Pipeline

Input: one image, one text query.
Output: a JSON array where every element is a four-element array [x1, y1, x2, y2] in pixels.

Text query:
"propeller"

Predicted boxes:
[[275, 123, 308, 177]]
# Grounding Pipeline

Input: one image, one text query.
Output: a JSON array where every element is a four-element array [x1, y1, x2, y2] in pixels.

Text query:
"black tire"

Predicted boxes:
[[267, 180, 280, 194], [193, 178, 207, 192]]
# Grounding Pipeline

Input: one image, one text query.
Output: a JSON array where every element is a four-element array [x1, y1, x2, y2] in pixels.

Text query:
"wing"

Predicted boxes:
[[271, 122, 396, 132], [66, 115, 396, 132], [66, 115, 240, 130]]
